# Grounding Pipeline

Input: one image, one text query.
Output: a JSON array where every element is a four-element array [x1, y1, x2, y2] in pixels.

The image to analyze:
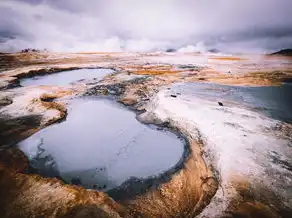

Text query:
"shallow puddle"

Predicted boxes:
[[18, 98, 184, 191], [173, 83, 292, 123], [20, 68, 114, 87]]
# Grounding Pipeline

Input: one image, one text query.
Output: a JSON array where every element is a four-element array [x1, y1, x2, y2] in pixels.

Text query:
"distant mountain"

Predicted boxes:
[[270, 49, 292, 56], [165, 48, 177, 52], [208, 48, 220, 53]]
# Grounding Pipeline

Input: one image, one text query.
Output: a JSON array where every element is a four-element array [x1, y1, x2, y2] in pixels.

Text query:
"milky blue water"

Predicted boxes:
[[20, 68, 114, 87], [18, 98, 184, 191], [172, 83, 292, 123]]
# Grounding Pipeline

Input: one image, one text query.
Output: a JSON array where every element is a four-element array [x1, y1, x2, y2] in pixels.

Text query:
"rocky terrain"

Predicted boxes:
[[0, 51, 292, 217], [270, 49, 292, 57]]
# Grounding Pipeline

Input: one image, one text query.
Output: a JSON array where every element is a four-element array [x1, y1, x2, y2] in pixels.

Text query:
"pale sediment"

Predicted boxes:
[[148, 87, 292, 217], [0, 52, 291, 217]]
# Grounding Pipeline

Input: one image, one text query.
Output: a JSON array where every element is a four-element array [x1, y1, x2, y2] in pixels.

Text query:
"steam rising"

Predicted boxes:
[[1, 0, 292, 53]]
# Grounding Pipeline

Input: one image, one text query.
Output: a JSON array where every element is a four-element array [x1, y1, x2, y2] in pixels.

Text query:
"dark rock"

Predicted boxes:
[[282, 78, 292, 83], [0, 115, 42, 146], [161, 121, 171, 128], [21, 49, 30, 53], [270, 49, 292, 56], [0, 97, 13, 107], [177, 65, 202, 71], [0, 147, 29, 172], [16, 67, 79, 79], [21, 48, 41, 53], [71, 178, 81, 185], [134, 89, 147, 98], [218, 102, 224, 106], [166, 48, 176, 52], [170, 95, 177, 98], [85, 77, 149, 97], [208, 48, 220, 53]]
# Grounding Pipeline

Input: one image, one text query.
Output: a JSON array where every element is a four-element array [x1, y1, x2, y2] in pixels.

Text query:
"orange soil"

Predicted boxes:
[[209, 57, 248, 61]]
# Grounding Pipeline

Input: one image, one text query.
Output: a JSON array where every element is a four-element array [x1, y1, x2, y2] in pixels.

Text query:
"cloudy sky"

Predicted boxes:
[[1, 0, 292, 53]]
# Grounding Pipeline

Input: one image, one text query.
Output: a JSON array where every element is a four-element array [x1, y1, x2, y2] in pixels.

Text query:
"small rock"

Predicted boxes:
[[162, 121, 170, 128], [0, 97, 13, 106], [71, 178, 81, 185], [166, 48, 176, 52], [170, 95, 177, 98], [218, 102, 224, 106]]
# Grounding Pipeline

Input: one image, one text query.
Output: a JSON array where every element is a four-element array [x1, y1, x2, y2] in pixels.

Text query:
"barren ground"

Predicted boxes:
[[0, 52, 292, 217]]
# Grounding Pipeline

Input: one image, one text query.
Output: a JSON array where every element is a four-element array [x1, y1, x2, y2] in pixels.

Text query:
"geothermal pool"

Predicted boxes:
[[18, 98, 184, 191], [20, 68, 114, 87], [173, 83, 292, 123]]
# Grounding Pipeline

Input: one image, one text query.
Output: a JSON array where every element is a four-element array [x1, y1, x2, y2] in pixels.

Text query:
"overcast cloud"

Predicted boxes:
[[0, 0, 292, 53]]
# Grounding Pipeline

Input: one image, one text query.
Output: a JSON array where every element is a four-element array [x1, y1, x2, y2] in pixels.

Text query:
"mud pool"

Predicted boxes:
[[172, 83, 292, 123], [20, 68, 114, 87], [17, 98, 184, 191]]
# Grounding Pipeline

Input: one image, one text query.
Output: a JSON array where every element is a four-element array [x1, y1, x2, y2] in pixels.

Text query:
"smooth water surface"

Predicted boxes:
[[173, 83, 292, 123], [18, 98, 184, 191], [20, 68, 114, 87]]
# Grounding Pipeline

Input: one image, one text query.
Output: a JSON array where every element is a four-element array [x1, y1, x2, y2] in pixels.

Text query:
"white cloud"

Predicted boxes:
[[1, 0, 292, 53]]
